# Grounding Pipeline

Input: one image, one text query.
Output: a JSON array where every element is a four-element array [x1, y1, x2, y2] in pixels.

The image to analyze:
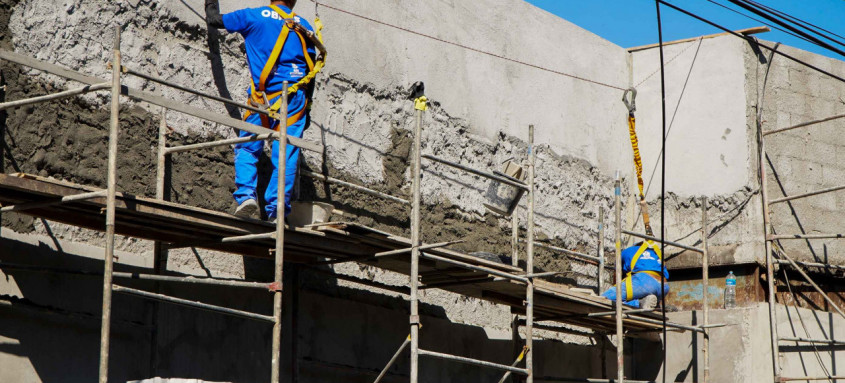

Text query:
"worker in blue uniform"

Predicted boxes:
[[601, 241, 669, 309], [205, 0, 317, 221]]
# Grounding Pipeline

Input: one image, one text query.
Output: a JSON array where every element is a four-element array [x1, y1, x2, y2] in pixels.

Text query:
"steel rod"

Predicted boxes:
[[769, 233, 845, 240], [0, 82, 109, 111], [112, 285, 275, 322], [270, 81, 289, 383], [777, 251, 845, 321], [779, 337, 845, 345], [622, 230, 703, 253], [302, 170, 410, 205], [614, 171, 624, 383], [762, 112, 845, 136], [598, 207, 605, 295], [409, 89, 424, 383], [122, 66, 274, 118], [701, 197, 710, 383], [526, 124, 535, 383], [373, 336, 411, 383], [418, 349, 530, 375], [97, 27, 120, 383], [165, 133, 276, 154], [496, 346, 528, 383], [0, 190, 105, 212], [774, 259, 845, 271], [422, 153, 530, 191], [769, 184, 845, 205]]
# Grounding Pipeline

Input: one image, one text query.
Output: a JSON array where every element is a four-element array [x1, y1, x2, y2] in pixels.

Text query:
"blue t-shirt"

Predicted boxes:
[[621, 243, 669, 279], [222, 5, 316, 94]]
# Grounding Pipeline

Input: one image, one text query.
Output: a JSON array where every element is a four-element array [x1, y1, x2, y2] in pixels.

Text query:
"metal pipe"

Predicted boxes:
[[622, 230, 703, 253], [701, 197, 710, 383], [614, 171, 624, 383], [270, 81, 289, 383], [511, 208, 520, 383], [622, 315, 705, 333], [598, 207, 605, 295], [375, 240, 463, 258], [587, 308, 654, 317], [777, 376, 845, 382], [769, 233, 845, 240], [533, 242, 602, 263], [534, 377, 656, 383], [122, 66, 274, 119], [422, 154, 529, 191], [779, 337, 845, 345], [496, 346, 529, 383], [418, 243, 530, 285], [0, 190, 106, 212], [112, 285, 275, 323], [222, 232, 275, 243], [409, 89, 424, 383], [165, 133, 276, 154], [523, 322, 598, 338], [302, 170, 410, 205], [0, 82, 110, 111], [762, 112, 845, 136], [156, 108, 167, 200], [525, 271, 561, 279], [98, 27, 120, 383], [774, 259, 845, 271], [777, 250, 845, 321], [526, 124, 535, 383], [418, 348, 530, 375], [373, 335, 410, 383], [768, 184, 845, 205]]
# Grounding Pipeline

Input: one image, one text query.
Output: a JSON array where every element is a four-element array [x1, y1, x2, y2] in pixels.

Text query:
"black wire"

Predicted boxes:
[[657, 1, 845, 85], [727, 0, 845, 57], [744, 0, 845, 46], [703, 0, 816, 46], [655, 2, 668, 383]]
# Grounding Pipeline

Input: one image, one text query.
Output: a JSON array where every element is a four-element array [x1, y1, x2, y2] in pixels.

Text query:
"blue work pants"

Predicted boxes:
[[601, 272, 669, 308], [233, 90, 308, 219]]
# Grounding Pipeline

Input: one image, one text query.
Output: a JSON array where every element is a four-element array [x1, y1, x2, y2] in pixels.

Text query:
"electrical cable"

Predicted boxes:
[[743, 0, 845, 46], [654, 3, 668, 383], [306, 0, 627, 91], [703, 0, 816, 46], [657, 1, 845, 85]]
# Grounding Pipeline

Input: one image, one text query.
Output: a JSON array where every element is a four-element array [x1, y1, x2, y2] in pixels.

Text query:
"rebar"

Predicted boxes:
[[97, 27, 120, 383]]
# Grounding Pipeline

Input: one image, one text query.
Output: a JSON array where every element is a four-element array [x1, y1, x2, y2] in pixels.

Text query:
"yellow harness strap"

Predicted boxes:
[[623, 88, 654, 237], [622, 241, 663, 301]]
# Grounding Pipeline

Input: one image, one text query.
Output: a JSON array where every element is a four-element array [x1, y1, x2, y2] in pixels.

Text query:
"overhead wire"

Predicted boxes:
[[305, 0, 627, 91], [743, 0, 845, 47], [654, 3, 669, 383], [703, 0, 816, 46]]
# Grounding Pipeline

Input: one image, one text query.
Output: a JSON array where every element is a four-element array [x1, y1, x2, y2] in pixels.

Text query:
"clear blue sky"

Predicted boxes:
[[525, 0, 845, 60]]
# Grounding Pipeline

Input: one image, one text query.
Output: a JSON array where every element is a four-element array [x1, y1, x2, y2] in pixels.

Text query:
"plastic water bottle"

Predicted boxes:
[[724, 271, 737, 309]]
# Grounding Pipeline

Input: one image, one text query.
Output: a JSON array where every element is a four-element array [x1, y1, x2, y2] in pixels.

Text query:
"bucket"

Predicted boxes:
[[288, 201, 334, 227], [482, 159, 526, 216]]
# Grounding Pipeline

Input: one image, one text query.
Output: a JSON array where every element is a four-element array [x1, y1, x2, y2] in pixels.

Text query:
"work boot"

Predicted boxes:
[[234, 199, 259, 219], [641, 294, 658, 310]]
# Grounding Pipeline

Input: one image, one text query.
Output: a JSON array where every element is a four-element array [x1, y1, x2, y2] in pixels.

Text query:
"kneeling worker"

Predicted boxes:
[[601, 241, 669, 309]]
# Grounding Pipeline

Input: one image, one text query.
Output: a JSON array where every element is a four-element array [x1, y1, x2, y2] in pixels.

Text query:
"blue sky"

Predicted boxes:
[[525, 0, 845, 60]]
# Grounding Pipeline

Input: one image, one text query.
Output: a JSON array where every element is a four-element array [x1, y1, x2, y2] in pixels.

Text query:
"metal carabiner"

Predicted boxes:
[[622, 87, 637, 115]]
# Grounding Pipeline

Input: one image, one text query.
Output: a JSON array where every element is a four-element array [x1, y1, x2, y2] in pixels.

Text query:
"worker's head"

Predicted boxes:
[[272, 0, 297, 9]]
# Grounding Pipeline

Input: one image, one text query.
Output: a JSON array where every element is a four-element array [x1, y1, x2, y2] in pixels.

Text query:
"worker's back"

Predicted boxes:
[[621, 243, 669, 279], [222, 5, 315, 93]]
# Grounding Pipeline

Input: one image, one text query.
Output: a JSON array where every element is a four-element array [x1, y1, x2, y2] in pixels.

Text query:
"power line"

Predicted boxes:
[[743, 0, 845, 46], [703, 0, 816, 46], [309, 1, 627, 91]]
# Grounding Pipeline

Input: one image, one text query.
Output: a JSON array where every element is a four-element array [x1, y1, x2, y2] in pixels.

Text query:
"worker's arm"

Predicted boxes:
[[205, 0, 225, 29]]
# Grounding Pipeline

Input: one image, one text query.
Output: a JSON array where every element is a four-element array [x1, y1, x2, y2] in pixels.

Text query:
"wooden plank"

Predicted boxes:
[[627, 26, 770, 52]]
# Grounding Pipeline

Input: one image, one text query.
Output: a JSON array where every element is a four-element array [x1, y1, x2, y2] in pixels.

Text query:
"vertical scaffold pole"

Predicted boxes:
[[98, 25, 121, 383], [526, 124, 535, 383], [598, 206, 605, 295], [511, 210, 520, 382], [150, 107, 168, 375], [614, 171, 624, 383], [701, 196, 709, 383], [270, 81, 290, 383], [759, 108, 780, 378], [410, 83, 426, 383]]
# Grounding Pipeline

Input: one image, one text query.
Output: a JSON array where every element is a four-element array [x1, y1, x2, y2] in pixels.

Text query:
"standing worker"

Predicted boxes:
[[205, 0, 324, 221], [601, 241, 669, 309]]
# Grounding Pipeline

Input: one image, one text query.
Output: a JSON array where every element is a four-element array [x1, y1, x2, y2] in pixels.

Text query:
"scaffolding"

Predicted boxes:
[[0, 26, 718, 383]]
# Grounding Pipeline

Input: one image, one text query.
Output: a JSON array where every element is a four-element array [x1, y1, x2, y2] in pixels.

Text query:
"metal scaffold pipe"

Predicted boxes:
[[98, 25, 120, 383], [526, 124, 536, 383], [614, 171, 624, 383], [0, 82, 110, 111], [270, 81, 289, 383], [701, 197, 710, 383], [409, 82, 425, 383]]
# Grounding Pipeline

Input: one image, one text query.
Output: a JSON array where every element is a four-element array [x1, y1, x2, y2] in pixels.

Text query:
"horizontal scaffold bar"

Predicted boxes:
[[769, 233, 845, 240], [533, 242, 602, 263], [0, 82, 110, 111], [534, 377, 656, 383], [779, 336, 845, 345], [422, 154, 529, 191], [0, 49, 322, 153], [777, 376, 845, 382], [775, 259, 845, 271], [0, 190, 106, 212], [301, 170, 410, 205], [623, 230, 703, 253], [419, 252, 529, 283], [418, 348, 530, 375], [763, 112, 845, 136], [769, 184, 845, 205], [112, 284, 275, 323], [165, 133, 277, 154]]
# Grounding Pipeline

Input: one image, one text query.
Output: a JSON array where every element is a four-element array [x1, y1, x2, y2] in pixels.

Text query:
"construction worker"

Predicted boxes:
[[601, 242, 669, 309], [205, 0, 316, 221]]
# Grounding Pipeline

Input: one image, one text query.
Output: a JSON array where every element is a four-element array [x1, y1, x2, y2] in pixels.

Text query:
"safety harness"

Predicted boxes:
[[622, 240, 664, 301], [242, 5, 326, 130], [622, 88, 654, 237]]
